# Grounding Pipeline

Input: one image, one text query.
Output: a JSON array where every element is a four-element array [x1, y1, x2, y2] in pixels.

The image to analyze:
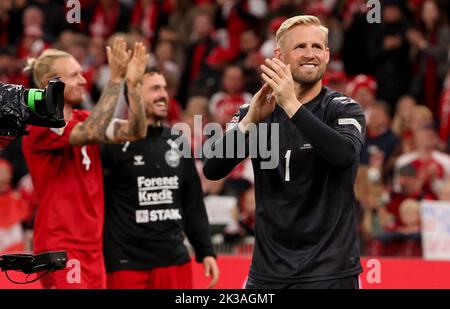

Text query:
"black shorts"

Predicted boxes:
[[245, 275, 359, 289]]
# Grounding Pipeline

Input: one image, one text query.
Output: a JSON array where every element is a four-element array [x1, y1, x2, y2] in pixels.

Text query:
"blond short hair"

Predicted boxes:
[[413, 105, 433, 121], [276, 15, 328, 47], [24, 49, 72, 88]]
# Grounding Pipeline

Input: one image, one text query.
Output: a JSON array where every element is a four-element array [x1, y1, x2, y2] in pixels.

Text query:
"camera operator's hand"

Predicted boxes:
[[106, 37, 132, 83], [126, 42, 150, 87]]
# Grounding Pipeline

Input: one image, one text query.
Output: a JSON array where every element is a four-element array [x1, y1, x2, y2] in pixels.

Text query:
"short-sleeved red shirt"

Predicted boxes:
[[22, 110, 104, 253]]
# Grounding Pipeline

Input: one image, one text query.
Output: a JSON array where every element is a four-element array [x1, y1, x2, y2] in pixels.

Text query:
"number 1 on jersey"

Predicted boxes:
[[285, 150, 291, 182]]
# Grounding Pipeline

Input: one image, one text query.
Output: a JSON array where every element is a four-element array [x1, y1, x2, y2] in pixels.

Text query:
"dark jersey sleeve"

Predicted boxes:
[[328, 97, 366, 153], [203, 104, 250, 180], [290, 97, 366, 167], [181, 156, 217, 262]]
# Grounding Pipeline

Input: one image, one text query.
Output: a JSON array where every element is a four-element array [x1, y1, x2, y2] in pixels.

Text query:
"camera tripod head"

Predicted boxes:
[[0, 251, 67, 284], [0, 78, 66, 150]]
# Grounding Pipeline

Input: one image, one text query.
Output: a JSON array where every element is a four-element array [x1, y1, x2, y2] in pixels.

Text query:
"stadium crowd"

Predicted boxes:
[[1, 0, 450, 258]]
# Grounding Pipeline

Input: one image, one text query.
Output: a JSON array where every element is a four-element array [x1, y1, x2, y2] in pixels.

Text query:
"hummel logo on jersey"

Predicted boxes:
[[134, 155, 145, 166], [301, 143, 313, 150]]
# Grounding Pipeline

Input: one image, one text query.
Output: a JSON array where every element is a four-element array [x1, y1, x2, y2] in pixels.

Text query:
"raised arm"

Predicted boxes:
[[69, 37, 131, 146], [106, 42, 149, 143], [203, 84, 275, 180], [261, 58, 365, 167]]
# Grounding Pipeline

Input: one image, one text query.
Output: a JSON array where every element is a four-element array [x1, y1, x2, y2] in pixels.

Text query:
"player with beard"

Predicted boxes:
[[22, 39, 149, 288], [102, 66, 219, 289], [203, 15, 366, 289]]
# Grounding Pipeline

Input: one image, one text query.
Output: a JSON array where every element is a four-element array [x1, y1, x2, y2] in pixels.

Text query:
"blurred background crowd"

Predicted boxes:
[[0, 0, 450, 258]]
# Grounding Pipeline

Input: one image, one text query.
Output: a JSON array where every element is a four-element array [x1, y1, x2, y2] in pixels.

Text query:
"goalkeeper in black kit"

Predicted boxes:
[[102, 67, 219, 289], [203, 15, 366, 289]]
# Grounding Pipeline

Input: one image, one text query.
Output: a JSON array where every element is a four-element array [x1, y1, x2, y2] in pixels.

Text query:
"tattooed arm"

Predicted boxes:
[[105, 42, 149, 143], [69, 37, 131, 146]]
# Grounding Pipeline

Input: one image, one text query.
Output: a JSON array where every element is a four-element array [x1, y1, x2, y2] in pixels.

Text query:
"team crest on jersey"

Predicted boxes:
[[165, 149, 181, 168], [133, 155, 145, 166]]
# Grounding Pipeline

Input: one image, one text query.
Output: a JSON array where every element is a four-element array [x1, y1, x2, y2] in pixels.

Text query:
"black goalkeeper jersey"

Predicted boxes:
[[204, 87, 366, 282], [102, 126, 215, 272]]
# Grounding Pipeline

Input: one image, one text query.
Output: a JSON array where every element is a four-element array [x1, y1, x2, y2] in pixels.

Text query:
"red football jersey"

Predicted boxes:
[[22, 110, 104, 253]]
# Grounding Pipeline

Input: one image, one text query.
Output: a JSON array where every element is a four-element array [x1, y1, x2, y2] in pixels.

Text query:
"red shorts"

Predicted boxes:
[[40, 248, 106, 289], [107, 262, 193, 289]]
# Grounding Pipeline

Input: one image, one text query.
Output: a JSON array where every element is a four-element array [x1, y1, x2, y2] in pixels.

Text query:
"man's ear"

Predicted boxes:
[[274, 48, 284, 62], [326, 47, 330, 65]]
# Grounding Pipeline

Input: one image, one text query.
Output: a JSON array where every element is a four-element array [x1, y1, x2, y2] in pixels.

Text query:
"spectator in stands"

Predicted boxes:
[[346, 74, 377, 111], [260, 17, 287, 59], [150, 40, 181, 90], [0, 45, 28, 86], [27, 0, 67, 42], [368, 0, 411, 108], [397, 198, 421, 234], [237, 186, 255, 237], [406, 0, 450, 117], [209, 65, 252, 128], [215, 0, 265, 62], [323, 70, 348, 94], [185, 95, 210, 120], [369, 197, 423, 257], [400, 104, 434, 153], [130, 0, 173, 45], [179, 96, 210, 157], [236, 29, 264, 94], [22, 6, 44, 35], [341, 0, 375, 75], [361, 190, 396, 251], [168, 0, 197, 46], [388, 164, 421, 217], [360, 101, 400, 182], [89, 0, 131, 39], [17, 6, 49, 60], [177, 11, 218, 105], [17, 24, 49, 60], [391, 94, 418, 137], [395, 125, 450, 200]]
